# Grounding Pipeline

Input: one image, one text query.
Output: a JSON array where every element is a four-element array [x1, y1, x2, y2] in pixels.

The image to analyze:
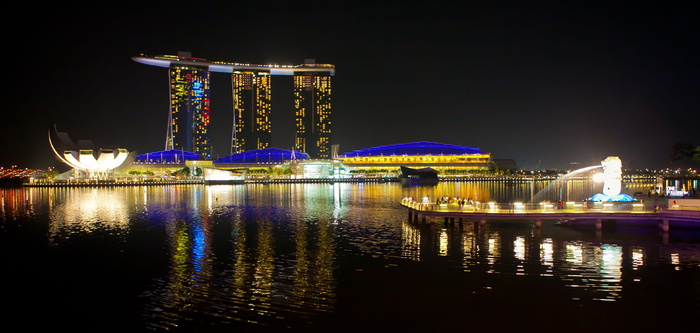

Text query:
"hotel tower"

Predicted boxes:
[[133, 52, 335, 159], [167, 59, 211, 159], [294, 60, 333, 159], [232, 71, 271, 153]]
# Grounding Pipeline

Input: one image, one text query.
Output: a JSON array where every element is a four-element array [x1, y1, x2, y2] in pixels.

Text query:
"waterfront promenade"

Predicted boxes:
[[20, 177, 396, 187], [401, 197, 700, 231]]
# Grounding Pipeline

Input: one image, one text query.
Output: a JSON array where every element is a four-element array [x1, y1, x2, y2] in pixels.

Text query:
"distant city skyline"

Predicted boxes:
[[5, 2, 699, 170]]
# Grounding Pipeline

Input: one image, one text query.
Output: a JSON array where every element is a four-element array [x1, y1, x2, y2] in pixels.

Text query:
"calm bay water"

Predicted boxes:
[[1, 181, 698, 332]]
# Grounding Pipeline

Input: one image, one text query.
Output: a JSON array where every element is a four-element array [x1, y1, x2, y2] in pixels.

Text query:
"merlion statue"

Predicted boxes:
[[601, 156, 622, 196], [588, 156, 634, 202]]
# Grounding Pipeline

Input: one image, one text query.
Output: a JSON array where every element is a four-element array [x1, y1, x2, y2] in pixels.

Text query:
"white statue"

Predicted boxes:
[[601, 156, 622, 196]]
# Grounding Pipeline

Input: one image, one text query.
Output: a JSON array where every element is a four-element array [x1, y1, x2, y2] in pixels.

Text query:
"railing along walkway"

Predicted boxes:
[[400, 198, 700, 230]]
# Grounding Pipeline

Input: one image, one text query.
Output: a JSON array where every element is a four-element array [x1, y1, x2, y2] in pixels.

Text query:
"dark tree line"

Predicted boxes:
[[671, 142, 700, 164]]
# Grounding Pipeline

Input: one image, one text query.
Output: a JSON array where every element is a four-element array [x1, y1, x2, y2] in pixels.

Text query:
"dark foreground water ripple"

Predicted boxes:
[[1, 183, 698, 332]]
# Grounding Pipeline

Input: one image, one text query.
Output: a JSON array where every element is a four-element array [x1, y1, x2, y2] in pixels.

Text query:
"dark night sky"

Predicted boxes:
[[5, 1, 699, 171]]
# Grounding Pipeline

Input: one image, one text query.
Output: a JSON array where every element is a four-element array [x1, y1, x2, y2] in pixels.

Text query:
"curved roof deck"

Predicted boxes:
[[133, 54, 335, 76], [340, 141, 485, 157], [215, 148, 309, 164], [134, 149, 201, 163]]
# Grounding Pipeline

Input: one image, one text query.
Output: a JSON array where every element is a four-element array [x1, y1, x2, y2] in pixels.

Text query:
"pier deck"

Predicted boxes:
[[400, 198, 700, 231]]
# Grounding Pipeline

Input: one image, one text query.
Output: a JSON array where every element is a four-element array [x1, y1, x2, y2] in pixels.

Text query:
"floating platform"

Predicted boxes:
[[400, 198, 700, 232]]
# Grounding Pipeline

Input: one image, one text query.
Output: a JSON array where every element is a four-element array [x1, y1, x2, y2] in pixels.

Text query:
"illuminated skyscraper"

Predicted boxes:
[[294, 60, 333, 159], [231, 71, 272, 153], [133, 53, 334, 159], [167, 61, 211, 159]]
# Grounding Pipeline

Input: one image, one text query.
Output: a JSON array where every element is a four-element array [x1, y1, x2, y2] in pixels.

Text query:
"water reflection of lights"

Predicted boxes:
[[540, 238, 554, 275], [252, 221, 275, 314], [13, 182, 698, 329], [332, 183, 342, 224], [290, 218, 336, 313], [597, 244, 623, 301], [557, 241, 625, 301], [566, 243, 584, 265], [514, 236, 526, 275], [400, 218, 696, 303], [145, 203, 338, 328], [487, 236, 499, 268], [48, 188, 130, 239], [600, 245, 622, 279], [401, 222, 420, 261], [205, 185, 237, 212], [514, 236, 526, 261], [1, 188, 38, 221], [632, 247, 644, 270], [315, 220, 336, 310], [231, 217, 249, 307], [190, 218, 211, 275], [462, 230, 475, 270], [439, 229, 448, 256], [671, 253, 680, 268]]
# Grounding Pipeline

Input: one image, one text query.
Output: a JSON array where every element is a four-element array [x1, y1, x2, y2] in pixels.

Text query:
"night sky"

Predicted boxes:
[[6, 1, 699, 171]]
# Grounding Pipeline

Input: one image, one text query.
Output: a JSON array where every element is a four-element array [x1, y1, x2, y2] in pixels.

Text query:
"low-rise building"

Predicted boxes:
[[335, 141, 492, 178]]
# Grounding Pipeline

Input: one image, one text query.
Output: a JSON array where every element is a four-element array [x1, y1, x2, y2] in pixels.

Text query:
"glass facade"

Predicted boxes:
[[168, 64, 211, 159], [134, 149, 202, 163], [133, 54, 335, 161], [232, 71, 272, 153], [294, 72, 332, 158]]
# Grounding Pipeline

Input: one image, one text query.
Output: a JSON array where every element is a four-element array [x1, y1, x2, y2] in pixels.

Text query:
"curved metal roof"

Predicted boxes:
[[214, 148, 308, 163], [340, 141, 484, 157], [134, 149, 201, 163], [49, 126, 133, 171]]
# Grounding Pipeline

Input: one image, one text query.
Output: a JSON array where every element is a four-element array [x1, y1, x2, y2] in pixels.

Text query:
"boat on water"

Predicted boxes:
[[399, 166, 439, 185]]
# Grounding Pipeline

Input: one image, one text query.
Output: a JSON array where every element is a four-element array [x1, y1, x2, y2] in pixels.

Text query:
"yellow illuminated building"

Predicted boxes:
[[232, 71, 272, 153], [335, 141, 492, 177], [294, 60, 332, 159]]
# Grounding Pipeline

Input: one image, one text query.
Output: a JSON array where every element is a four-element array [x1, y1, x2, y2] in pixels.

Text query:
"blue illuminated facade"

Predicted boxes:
[[134, 149, 201, 163], [341, 141, 484, 157], [215, 148, 308, 163]]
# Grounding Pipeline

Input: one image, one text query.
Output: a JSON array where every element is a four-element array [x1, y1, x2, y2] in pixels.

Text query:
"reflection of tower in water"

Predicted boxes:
[[292, 218, 336, 313], [228, 211, 276, 316], [252, 220, 275, 313], [144, 204, 338, 328]]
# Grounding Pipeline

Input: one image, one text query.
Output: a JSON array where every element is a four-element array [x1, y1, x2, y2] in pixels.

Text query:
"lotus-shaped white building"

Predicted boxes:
[[49, 126, 135, 179]]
